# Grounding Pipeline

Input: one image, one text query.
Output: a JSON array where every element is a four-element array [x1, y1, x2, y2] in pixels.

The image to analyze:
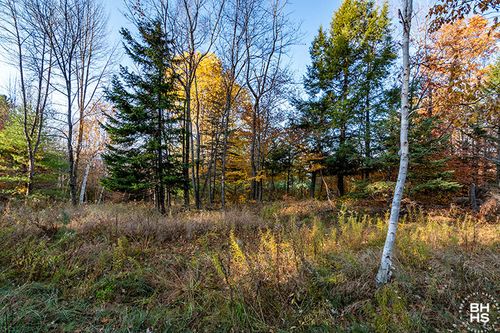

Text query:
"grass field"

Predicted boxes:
[[0, 200, 498, 332]]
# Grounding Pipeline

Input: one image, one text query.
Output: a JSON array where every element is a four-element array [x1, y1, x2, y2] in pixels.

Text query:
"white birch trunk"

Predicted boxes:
[[376, 0, 413, 286], [79, 160, 92, 204]]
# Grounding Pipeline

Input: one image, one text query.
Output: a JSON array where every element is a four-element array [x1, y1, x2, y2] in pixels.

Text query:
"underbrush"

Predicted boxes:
[[0, 201, 498, 332]]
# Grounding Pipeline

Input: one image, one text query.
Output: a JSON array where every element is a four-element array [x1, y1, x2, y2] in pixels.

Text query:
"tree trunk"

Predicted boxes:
[[221, 108, 229, 209], [286, 167, 290, 194], [221, 86, 233, 209], [376, 0, 413, 286], [67, 93, 78, 206], [337, 120, 346, 196], [310, 171, 316, 199], [194, 119, 201, 209], [26, 151, 35, 196], [221, 150, 227, 208], [271, 173, 275, 195], [79, 160, 92, 204], [190, 80, 201, 209], [337, 173, 345, 196], [251, 102, 259, 201], [496, 124, 500, 187], [157, 104, 166, 214], [469, 183, 479, 212], [338, 63, 349, 196], [189, 117, 199, 209], [75, 95, 85, 198], [194, 81, 205, 202], [97, 186, 104, 204], [364, 82, 371, 180], [257, 138, 263, 202], [211, 158, 217, 205], [183, 91, 191, 208]]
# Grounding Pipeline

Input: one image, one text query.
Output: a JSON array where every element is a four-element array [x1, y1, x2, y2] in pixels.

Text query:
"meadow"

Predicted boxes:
[[1, 200, 498, 332]]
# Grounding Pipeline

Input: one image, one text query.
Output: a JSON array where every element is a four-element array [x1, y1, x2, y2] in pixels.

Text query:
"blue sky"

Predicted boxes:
[[0, 0, 437, 96], [0, 0, 342, 95], [286, 0, 343, 80], [0, 0, 341, 94], [103, 0, 342, 79]]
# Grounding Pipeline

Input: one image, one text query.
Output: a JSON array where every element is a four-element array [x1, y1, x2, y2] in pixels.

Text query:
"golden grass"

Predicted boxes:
[[0, 200, 498, 332]]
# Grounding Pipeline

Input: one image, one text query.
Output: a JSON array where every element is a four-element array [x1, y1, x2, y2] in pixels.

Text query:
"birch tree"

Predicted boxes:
[[376, 0, 413, 286], [78, 101, 108, 203], [73, 0, 112, 202]]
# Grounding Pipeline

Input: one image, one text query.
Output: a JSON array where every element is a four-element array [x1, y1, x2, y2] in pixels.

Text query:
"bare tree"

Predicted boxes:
[[376, 0, 413, 286], [73, 0, 112, 202], [171, 0, 225, 209], [244, 0, 294, 202], [216, 0, 250, 208], [29, 0, 112, 205], [0, 0, 53, 196]]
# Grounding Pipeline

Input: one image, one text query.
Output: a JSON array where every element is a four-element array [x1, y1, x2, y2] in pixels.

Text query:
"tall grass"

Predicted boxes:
[[0, 200, 498, 332]]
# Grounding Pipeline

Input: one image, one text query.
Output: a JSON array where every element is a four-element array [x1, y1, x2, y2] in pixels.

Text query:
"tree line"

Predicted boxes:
[[0, 0, 498, 212]]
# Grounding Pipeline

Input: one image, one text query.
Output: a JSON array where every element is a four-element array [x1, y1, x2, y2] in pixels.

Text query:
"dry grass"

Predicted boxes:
[[0, 200, 498, 332]]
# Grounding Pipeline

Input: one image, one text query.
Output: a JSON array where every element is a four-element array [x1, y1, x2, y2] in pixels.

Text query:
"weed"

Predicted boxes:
[[0, 202, 497, 331]]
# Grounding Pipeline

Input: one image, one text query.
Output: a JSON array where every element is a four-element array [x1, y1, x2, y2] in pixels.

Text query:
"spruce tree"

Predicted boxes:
[[357, 1, 396, 179], [102, 19, 182, 214], [303, 0, 395, 195]]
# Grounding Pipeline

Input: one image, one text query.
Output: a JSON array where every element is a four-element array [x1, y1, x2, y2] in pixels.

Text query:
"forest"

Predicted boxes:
[[0, 0, 498, 331]]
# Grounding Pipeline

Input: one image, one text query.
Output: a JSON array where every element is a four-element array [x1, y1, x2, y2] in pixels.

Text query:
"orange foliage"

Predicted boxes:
[[422, 16, 498, 125], [420, 15, 499, 185]]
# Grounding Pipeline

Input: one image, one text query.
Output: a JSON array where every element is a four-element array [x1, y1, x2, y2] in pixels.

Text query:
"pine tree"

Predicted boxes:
[[356, 1, 396, 179], [303, 0, 395, 195], [102, 19, 182, 214]]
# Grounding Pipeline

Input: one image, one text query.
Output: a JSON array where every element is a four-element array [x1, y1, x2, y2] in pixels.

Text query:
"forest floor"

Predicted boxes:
[[0, 199, 498, 332]]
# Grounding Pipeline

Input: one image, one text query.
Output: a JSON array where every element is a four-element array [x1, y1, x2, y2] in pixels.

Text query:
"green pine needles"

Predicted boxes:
[[299, 0, 396, 195], [102, 19, 183, 213]]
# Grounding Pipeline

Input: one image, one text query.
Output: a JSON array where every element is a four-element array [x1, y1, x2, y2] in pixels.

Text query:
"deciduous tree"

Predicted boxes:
[[376, 0, 413, 286]]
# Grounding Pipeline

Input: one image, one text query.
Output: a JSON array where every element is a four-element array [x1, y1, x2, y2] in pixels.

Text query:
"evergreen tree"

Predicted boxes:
[[102, 19, 182, 214], [0, 105, 66, 198], [292, 97, 333, 198], [356, 1, 396, 179], [377, 83, 461, 201], [302, 0, 395, 195]]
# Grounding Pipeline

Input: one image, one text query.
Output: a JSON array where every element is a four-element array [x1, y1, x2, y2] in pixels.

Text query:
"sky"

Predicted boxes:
[[105, 0, 344, 79], [0, 0, 342, 96]]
